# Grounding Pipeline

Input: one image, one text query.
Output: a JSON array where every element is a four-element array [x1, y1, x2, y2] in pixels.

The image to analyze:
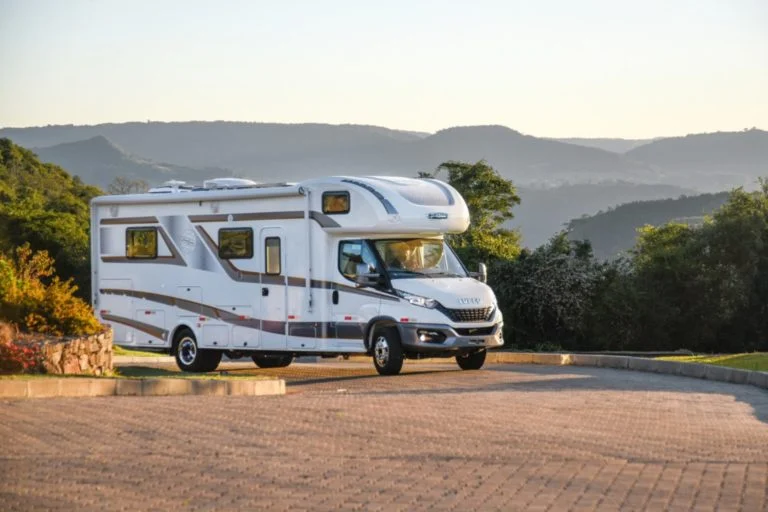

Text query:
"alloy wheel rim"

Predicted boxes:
[[374, 336, 390, 366], [179, 338, 197, 365]]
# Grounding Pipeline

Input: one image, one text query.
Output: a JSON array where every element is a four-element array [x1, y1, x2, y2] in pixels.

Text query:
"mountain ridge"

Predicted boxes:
[[5, 122, 652, 183], [567, 191, 731, 259], [31, 135, 227, 188]]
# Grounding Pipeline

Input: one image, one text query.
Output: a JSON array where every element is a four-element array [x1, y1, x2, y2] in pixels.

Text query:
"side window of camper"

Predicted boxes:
[[265, 237, 281, 275], [339, 240, 377, 280], [218, 228, 253, 259], [322, 191, 350, 214], [126, 227, 157, 259]]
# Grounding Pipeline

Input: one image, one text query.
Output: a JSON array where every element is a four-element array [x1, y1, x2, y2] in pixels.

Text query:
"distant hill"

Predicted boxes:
[[3, 122, 649, 184], [555, 138, 655, 154], [509, 182, 695, 248], [625, 129, 768, 191], [567, 192, 730, 259], [409, 126, 645, 181], [2, 122, 427, 170], [31, 136, 228, 188], [5, 123, 765, 190]]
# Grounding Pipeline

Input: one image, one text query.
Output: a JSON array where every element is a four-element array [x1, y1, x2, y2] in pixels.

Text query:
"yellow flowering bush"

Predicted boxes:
[[0, 244, 101, 336]]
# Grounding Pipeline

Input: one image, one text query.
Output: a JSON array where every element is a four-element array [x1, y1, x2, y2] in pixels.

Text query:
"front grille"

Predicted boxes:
[[439, 305, 494, 323], [454, 326, 495, 336]]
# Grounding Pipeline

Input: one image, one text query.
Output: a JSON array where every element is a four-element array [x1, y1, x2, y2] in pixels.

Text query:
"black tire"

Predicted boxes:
[[173, 328, 222, 373], [372, 326, 404, 376], [252, 354, 293, 368], [456, 349, 486, 370]]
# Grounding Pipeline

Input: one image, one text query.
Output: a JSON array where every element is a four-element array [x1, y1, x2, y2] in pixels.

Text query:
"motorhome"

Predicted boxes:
[[90, 176, 504, 375]]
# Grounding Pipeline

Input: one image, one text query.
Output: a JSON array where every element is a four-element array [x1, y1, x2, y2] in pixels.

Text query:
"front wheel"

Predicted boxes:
[[174, 329, 222, 372], [252, 354, 293, 368], [456, 349, 486, 370], [372, 327, 404, 376]]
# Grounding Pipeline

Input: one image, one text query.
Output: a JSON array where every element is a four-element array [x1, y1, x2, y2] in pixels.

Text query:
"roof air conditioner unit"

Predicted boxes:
[[203, 178, 260, 189]]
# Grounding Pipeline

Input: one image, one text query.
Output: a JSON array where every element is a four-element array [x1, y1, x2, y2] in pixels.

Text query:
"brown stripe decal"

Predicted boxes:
[[189, 211, 340, 228], [102, 313, 169, 341], [308, 211, 341, 228], [100, 288, 365, 340], [101, 226, 186, 266], [194, 224, 398, 301], [195, 226, 261, 283], [100, 216, 159, 225]]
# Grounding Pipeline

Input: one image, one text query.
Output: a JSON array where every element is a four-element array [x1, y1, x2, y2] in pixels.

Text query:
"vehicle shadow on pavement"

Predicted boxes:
[[360, 365, 768, 425], [221, 365, 451, 388]]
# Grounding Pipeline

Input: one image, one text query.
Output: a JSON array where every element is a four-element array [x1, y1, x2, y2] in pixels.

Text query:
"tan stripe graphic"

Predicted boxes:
[[102, 313, 169, 341]]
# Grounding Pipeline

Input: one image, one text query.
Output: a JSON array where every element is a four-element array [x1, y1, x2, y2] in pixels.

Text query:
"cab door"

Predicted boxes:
[[259, 228, 287, 350], [332, 240, 380, 345]]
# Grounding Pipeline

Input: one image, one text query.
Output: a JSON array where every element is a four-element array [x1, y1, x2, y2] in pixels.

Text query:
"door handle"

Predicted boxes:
[[262, 287, 269, 297], [332, 290, 339, 305]]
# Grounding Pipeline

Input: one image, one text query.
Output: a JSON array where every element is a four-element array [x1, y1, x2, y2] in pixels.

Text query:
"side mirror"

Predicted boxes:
[[355, 263, 380, 287], [470, 263, 487, 283]]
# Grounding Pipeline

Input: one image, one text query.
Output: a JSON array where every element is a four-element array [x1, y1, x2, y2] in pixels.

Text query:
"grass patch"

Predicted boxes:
[[113, 345, 167, 357], [657, 353, 768, 372]]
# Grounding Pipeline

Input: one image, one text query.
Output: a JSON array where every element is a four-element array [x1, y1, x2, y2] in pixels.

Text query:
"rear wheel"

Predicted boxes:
[[252, 354, 293, 368], [372, 326, 404, 376], [174, 329, 222, 372], [456, 349, 486, 370]]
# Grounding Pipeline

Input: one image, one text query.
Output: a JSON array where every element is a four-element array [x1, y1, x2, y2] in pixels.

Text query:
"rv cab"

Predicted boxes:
[[91, 176, 503, 375]]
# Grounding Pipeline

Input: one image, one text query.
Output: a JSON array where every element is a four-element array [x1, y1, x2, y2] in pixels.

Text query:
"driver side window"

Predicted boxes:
[[339, 240, 378, 281]]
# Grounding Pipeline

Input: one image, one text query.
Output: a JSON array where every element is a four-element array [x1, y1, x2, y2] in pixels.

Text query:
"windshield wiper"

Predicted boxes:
[[388, 269, 429, 277], [422, 271, 464, 278]]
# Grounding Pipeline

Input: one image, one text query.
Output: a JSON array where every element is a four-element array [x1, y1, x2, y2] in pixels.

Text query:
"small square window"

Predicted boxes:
[[265, 237, 281, 275], [322, 191, 350, 214], [126, 227, 157, 259], [219, 228, 253, 259]]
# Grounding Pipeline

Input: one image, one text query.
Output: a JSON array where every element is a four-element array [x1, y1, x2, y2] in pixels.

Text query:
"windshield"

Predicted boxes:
[[372, 238, 468, 278]]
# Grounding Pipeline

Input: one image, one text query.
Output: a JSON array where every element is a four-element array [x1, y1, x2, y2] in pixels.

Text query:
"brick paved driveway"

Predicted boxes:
[[1, 362, 767, 511]]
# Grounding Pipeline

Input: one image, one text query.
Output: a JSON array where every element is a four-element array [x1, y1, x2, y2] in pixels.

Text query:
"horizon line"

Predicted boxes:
[[1, 119, 766, 141]]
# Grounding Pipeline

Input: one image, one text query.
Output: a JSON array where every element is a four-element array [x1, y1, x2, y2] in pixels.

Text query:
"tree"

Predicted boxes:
[[107, 176, 149, 195], [421, 160, 521, 268], [0, 138, 101, 297], [491, 232, 605, 349]]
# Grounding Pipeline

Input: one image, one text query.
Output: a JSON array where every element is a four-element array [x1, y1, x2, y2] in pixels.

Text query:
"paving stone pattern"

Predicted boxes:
[[1, 363, 767, 511]]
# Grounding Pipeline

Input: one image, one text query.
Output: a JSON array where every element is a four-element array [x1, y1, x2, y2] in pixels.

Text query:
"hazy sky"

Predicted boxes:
[[1, 0, 766, 137]]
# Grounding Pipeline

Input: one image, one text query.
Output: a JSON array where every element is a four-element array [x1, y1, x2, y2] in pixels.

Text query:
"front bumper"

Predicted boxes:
[[396, 322, 504, 353]]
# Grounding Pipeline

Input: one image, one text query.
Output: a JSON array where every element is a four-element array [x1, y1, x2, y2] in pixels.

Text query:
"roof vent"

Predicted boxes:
[[203, 178, 259, 189], [148, 180, 189, 194]]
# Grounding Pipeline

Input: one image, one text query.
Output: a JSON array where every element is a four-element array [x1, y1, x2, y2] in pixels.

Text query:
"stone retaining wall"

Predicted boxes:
[[41, 330, 113, 376]]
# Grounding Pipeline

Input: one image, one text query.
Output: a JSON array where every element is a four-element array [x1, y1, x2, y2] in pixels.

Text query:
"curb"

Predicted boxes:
[[0, 377, 285, 399], [487, 352, 768, 391]]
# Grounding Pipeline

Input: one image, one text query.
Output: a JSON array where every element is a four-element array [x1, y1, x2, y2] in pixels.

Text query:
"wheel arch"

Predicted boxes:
[[169, 323, 196, 355], [363, 316, 399, 353]]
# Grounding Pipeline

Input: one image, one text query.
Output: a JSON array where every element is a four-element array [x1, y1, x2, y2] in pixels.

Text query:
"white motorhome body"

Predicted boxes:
[[91, 176, 504, 374]]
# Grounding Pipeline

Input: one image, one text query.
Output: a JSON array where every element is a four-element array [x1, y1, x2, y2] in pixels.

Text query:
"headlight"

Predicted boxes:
[[394, 290, 438, 309]]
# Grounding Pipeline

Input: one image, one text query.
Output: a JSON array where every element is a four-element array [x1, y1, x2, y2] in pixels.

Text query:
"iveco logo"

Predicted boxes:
[[458, 298, 481, 305], [428, 212, 448, 220]]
